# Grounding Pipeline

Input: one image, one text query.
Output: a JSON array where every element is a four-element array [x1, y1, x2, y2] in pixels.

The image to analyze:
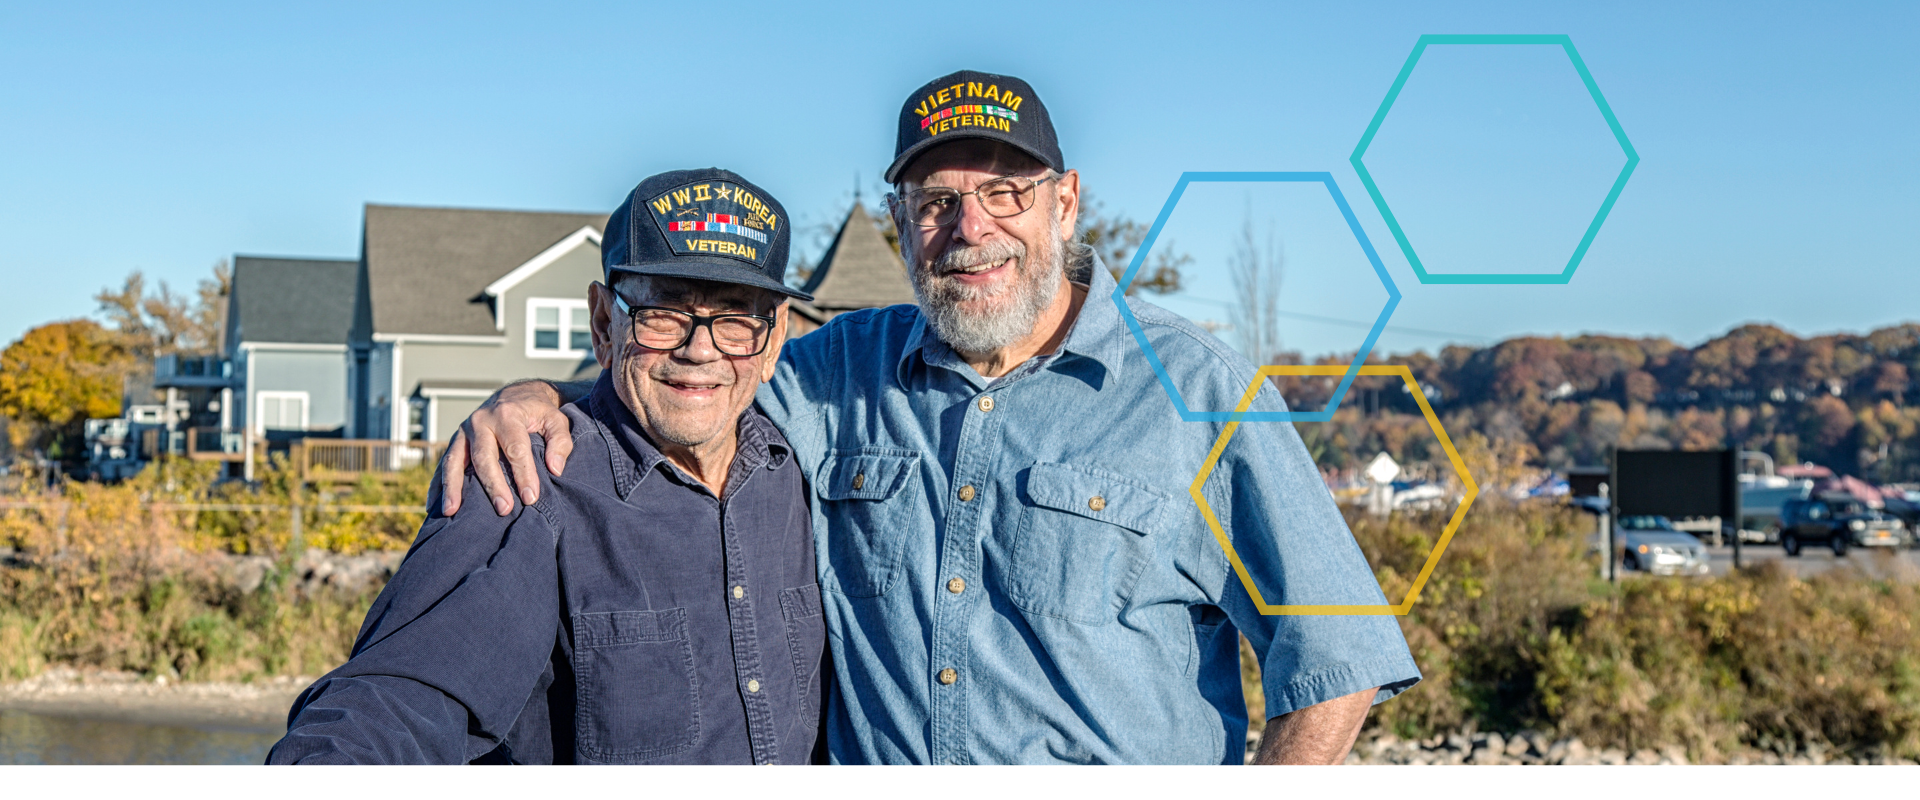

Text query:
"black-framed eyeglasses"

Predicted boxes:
[[613, 293, 776, 357], [891, 173, 1057, 228]]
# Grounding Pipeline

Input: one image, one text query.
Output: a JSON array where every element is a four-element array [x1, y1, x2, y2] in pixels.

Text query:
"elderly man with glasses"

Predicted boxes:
[[441, 71, 1421, 764], [269, 168, 826, 765]]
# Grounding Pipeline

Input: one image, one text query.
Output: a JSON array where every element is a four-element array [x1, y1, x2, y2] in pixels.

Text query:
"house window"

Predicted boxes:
[[527, 298, 592, 358], [256, 391, 310, 434]]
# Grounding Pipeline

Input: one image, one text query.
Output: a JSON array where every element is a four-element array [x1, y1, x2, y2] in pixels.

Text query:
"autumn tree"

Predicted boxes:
[[1079, 192, 1190, 296], [94, 261, 231, 359], [0, 319, 132, 456]]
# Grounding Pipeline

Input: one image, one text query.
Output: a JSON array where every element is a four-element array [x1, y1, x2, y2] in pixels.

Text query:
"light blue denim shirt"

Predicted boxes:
[[757, 260, 1419, 764]]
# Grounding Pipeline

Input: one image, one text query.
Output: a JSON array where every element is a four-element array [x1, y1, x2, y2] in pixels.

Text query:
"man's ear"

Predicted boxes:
[[588, 281, 617, 369], [1054, 168, 1081, 243], [760, 299, 790, 383]]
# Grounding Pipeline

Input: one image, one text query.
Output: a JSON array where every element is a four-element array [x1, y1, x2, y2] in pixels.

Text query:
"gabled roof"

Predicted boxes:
[[227, 256, 359, 348], [362, 204, 609, 337], [798, 204, 915, 310]]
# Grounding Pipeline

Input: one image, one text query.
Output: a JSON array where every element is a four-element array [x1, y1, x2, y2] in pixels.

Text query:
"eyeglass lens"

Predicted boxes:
[[630, 309, 771, 356], [910, 177, 1038, 227]]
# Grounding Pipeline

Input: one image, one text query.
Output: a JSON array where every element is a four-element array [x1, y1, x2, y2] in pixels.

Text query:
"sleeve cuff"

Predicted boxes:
[[1262, 654, 1423, 719]]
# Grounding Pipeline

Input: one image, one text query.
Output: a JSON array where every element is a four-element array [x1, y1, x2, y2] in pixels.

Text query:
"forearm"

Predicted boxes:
[[270, 675, 475, 764], [507, 377, 593, 405], [1251, 686, 1375, 765]]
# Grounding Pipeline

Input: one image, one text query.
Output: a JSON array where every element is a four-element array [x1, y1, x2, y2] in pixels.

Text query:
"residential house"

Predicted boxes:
[[789, 203, 916, 337], [349, 204, 609, 445], [226, 256, 360, 442]]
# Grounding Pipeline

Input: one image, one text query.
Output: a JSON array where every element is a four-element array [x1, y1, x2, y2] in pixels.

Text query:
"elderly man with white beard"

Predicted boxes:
[[439, 70, 1420, 764]]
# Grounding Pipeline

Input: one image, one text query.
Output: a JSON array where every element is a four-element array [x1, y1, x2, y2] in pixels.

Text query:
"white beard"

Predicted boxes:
[[908, 214, 1066, 357]]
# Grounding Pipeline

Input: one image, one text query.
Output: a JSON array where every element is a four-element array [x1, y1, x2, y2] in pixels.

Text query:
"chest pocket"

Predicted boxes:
[[570, 608, 700, 763], [815, 447, 920, 598], [1005, 462, 1172, 626]]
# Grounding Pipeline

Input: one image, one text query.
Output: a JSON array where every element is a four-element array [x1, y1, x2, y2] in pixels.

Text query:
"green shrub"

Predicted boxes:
[[1238, 499, 1920, 760]]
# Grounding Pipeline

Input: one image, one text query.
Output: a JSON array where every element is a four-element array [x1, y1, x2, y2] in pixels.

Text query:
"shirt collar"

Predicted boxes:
[[587, 373, 789, 501], [894, 251, 1131, 390]]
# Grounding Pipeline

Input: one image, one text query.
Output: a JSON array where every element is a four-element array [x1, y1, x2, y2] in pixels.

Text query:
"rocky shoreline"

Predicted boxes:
[[7, 666, 1912, 764], [1333, 728, 1918, 765], [0, 668, 306, 733]]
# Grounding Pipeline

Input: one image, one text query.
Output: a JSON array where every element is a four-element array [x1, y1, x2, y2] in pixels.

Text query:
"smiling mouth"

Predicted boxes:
[[943, 257, 1014, 278], [661, 378, 723, 395]]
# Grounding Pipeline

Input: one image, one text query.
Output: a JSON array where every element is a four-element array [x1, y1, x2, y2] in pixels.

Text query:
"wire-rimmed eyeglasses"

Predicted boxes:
[[890, 173, 1057, 228]]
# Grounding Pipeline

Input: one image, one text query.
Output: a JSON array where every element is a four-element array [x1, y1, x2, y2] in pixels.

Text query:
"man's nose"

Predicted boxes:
[[674, 322, 723, 361], [951, 190, 999, 245]]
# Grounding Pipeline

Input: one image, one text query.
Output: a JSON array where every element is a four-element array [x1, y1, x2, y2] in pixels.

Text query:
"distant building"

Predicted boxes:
[[789, 203, 915, 337], [349, 204, 609, 445]]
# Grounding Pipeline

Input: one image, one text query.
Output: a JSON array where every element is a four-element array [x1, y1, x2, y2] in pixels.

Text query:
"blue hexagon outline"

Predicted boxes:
[[1350, 33, 1640, 285], [1112, 171, 1400, 422]]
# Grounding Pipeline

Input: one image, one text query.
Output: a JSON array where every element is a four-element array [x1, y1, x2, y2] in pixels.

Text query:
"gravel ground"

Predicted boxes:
[[0, 668, 307, 733], [1326, 728, 1919, 765]]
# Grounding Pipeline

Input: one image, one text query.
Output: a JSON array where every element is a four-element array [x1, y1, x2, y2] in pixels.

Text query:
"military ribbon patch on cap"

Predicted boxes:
[[912, 80, 1026, 139], [919, 104, 1019, 131], [646, 180, 780, 266]]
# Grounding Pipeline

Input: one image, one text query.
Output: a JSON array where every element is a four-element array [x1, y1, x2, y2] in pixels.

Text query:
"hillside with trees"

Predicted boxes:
[[1276, 323, 1920, 484]]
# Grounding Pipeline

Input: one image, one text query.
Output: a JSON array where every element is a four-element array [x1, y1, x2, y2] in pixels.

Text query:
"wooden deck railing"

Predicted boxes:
[[298, 439, 445, 481], [184, 427, 248, 462]]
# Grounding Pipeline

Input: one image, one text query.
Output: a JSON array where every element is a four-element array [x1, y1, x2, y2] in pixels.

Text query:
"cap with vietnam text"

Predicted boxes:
[[884, 70, 1064, 184], [603, 167, 812, 301]]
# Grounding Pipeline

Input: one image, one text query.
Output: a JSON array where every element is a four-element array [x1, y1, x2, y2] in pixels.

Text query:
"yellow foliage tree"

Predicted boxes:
[[0, 319, 132, 451]]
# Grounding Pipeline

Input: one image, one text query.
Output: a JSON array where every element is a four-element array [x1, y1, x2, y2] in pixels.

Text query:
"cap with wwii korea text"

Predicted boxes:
[[603, 167, 812, 301]]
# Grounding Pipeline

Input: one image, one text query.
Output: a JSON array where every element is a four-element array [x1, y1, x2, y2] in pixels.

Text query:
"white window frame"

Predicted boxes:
[[525, 298, 592, 359], [255, 390, 311, 434]]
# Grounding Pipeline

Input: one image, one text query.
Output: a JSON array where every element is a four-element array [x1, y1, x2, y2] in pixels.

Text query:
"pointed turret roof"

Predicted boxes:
[[799, 204, 915, 310]]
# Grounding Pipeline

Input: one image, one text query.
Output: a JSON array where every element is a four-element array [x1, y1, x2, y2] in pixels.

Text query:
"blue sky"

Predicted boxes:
[[3, 1, 1915, 360]]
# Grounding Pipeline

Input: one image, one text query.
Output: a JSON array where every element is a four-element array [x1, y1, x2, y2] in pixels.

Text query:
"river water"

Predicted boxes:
[[0, 709, 281, 764]]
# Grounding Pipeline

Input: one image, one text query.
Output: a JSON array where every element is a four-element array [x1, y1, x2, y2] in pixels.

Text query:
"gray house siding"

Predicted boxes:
[[350, 204, 609, 444], [239, 347, 350, 437], [226, 256, 359, 443]]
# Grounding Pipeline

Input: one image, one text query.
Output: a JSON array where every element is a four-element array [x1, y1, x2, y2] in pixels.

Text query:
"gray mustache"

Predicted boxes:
[[931, 238, 1026, 274]]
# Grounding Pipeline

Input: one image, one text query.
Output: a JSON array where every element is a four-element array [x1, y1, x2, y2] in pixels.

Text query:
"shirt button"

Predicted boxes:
[[852, 472, 865, 490], [947, 577, 966, 594], [747, 679, 761, 693], [958, 485, 976, 502], [732, 585, 744, 599], [937, 668, 958, 685], [1089, 495, 1107, 512], [977, 396, 995, 413]]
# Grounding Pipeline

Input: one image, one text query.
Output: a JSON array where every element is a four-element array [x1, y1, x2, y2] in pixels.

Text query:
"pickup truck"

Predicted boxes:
[[1778, 496, 1910, 556]]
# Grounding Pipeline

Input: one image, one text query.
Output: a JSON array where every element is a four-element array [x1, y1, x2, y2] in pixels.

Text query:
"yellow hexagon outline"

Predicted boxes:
[[1191, 364, 1479, 615]]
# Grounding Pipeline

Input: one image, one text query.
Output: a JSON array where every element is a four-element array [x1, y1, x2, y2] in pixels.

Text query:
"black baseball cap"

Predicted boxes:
[[884, 70, 1064, 184], [603, 168, 812, 301]]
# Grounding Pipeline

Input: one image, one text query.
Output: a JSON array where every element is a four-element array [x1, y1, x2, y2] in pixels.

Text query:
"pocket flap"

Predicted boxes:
[[573, 608, 686, 648], [1024, 462, 1171, 534], [819, 449, 919, 501], [779, 584, 823, 621]]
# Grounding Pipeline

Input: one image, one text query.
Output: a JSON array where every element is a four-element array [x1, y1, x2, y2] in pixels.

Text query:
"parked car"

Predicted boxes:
[[1615, 515, 1712, 576], [1778, 495, 1910, 556]]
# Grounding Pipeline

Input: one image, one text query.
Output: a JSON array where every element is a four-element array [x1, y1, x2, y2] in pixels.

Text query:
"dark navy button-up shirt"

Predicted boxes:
[[268, 375, 825, 764]]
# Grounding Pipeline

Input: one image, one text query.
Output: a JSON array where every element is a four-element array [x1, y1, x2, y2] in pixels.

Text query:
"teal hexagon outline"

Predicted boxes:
[[1351, 34, 1640, 285]]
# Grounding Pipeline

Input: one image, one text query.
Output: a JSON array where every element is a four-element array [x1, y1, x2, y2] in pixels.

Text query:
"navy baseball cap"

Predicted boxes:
[[884, 70, 1065, 184], [603, 168, 812, 301]]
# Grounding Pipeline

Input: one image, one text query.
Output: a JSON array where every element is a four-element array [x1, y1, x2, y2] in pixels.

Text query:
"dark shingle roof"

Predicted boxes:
[[799, 204, 915, 310], [363, 204, 608, 337], [228, 256, 359, 347]]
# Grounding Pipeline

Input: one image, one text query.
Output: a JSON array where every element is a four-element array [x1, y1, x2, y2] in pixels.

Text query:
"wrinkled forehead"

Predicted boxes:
[[899, 140, 1046, 190], [614, 274, 777, 313]]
